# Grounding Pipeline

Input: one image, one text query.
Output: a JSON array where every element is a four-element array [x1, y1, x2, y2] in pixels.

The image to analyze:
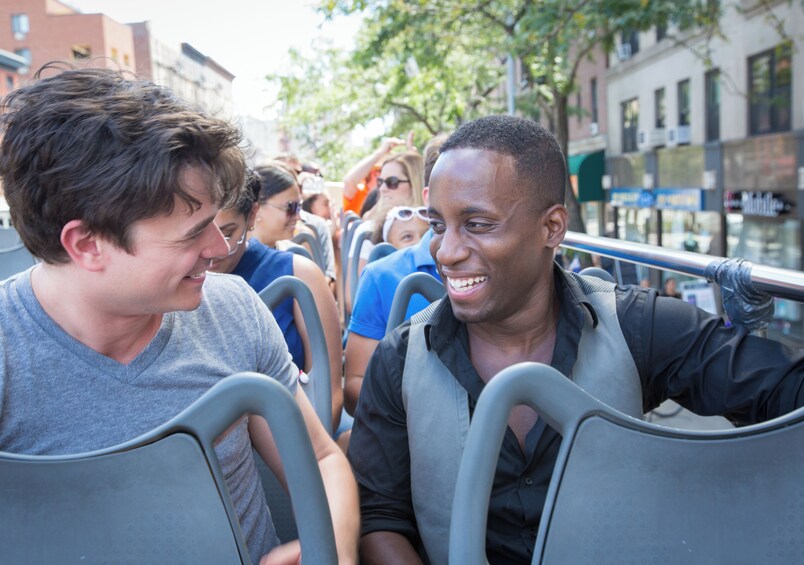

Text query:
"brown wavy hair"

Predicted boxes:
[[0, 64, 246, 263]]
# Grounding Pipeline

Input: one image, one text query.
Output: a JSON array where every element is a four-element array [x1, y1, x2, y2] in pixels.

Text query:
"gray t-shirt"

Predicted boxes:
[[0, 268, 298, 562]]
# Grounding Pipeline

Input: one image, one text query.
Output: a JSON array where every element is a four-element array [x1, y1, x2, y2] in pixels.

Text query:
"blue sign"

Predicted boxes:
[[654, 188, 703, 211], [609, 188, 654, 208]]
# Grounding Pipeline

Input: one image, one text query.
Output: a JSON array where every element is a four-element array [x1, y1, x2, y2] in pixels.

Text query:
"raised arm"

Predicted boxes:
[[342, 138, 404, 200]]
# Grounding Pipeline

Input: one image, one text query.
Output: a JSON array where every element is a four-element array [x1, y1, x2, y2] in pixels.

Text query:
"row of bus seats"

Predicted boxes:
[[0, 226, 37, 280]]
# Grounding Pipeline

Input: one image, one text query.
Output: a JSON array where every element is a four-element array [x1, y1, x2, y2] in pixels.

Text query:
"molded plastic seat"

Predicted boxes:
[[385, 272, 445, 334], [0, 228, 37, 280], [348, 229, 372, 309], [368, 242, 397, 263], [0, 373, 337, 565], [449, 362, 804, 564], [292, 231, 326, 273], [258, 275, 332, 431], [284, 242, 314, 262]]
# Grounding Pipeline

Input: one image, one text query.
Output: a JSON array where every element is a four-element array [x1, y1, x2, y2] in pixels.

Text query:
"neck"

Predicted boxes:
[[31, 264, 163, 364]]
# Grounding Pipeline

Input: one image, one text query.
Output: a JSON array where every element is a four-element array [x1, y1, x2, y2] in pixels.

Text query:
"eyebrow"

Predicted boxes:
[[183, 214, 217, 239]]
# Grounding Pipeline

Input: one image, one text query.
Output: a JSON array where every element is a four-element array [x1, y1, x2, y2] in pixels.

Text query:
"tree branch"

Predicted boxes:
[[389, 101, 437, 135]]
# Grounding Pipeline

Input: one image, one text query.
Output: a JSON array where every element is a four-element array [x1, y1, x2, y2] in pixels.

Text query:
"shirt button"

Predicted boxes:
[[524, 476, 534, 486]]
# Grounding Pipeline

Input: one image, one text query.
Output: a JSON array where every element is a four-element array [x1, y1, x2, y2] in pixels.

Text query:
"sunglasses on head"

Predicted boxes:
[[266, 200, 302, 217], [376, 176, 411, 190], [382, 206, 429, 242]]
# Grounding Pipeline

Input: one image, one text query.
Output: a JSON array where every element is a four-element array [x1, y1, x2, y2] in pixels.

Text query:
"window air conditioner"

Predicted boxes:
[[666, 127, 678, 147], [589, 122, 599, 136]]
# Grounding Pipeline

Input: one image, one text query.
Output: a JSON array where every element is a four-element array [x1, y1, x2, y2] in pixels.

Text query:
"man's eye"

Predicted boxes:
[[430, 221, 445, 234]]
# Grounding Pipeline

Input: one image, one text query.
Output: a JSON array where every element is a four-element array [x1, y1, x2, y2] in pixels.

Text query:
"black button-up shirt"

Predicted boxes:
[[348, 267, 804, 564]]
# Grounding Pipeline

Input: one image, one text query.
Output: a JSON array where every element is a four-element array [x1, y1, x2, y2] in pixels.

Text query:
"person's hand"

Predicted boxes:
[[405, 130, 416, 152], [379, 137, 405, 154], [260, 540, 301, 565]]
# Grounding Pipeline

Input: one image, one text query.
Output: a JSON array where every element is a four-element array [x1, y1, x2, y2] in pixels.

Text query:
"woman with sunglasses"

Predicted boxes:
[[252, 163, 316, 252], [345, 151, 425, 315], [210, 170, 344, 432]]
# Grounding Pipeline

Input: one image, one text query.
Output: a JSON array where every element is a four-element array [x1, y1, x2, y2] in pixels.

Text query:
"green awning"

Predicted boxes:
[[568, 150, 605, 203]]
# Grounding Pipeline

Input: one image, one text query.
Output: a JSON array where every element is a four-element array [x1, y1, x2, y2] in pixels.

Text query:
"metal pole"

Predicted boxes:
[[561, 231, 804, 303]]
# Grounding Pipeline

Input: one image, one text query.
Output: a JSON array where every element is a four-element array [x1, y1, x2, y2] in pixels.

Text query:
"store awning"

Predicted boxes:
[[568, 150, 605, 203]]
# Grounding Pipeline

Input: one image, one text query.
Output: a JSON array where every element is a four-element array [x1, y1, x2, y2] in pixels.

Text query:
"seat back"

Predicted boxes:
[[258, 275, 332, 432], [284, 242, 314, 262], [341, 217, 362, 327], [0, 373, 337, 565], [0, 228, 37, 280], [348, 229, 372, 310], [292, 231, 326, 273], [385, 272, 445, 334], [449, 362, 804, 565], [368, 241, 397, 263]]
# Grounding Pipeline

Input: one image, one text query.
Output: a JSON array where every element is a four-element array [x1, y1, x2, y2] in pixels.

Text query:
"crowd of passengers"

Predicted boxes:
[[0, 65, 802, 565]]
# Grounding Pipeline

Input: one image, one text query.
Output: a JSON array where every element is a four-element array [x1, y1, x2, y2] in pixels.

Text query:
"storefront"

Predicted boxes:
[[568, 150, 605, 236], [722, 133, 802, 345], [605, 153, 658, 247]]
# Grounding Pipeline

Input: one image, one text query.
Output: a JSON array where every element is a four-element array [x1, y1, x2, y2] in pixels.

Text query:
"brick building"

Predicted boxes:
[[0, 0, 135, 79]]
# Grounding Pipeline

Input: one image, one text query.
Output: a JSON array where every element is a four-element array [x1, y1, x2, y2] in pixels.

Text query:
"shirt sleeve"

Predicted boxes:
[[347, 327, 421, 542], [347, 266, 389, 340], [618, 288, 804, 424]]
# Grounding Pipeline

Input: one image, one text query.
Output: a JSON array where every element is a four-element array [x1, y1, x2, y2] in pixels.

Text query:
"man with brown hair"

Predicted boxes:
[[0, 65, 357, 565]]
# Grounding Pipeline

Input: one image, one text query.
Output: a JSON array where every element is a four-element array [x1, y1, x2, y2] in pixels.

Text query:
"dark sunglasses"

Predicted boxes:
[[376, 176, 411, 190], [266, 200, 302, 217]]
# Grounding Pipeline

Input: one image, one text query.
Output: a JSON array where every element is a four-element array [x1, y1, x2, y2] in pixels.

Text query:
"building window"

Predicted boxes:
[[656, 20, 667, 42], [621, 29, 640, 58], [655, 88, 666, 129], [14, 47, 30, 63], [677, 79, 690, 126], [621, 98, 639, 153], [576, 91, 582, 125], [705, 69, 720, 141], [5, 75, 14, 91], [111, 47, 119, 62], [590, 77, 599, 124], [124, 53, 130, 66], [72, 45, 91, 60], [748, 43, 792, 135], [11, 13, 29, 38]]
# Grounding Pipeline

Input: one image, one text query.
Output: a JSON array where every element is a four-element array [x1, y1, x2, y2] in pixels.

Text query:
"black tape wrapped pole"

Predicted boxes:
[[704, 258, 775, 332]]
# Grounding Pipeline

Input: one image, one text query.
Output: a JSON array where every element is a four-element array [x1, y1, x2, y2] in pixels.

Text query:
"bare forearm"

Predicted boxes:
[[344, 375, 363, 416], [319, 452, 360, 564], [360, 531, 423, 565]]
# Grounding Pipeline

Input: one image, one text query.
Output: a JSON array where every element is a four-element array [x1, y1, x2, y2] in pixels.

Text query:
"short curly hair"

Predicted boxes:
[[439, 115, 566, 210], [0, 64, 246, 264]]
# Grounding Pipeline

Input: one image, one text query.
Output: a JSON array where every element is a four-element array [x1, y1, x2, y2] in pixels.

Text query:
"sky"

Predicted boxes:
[[62, 0, 363, 119]]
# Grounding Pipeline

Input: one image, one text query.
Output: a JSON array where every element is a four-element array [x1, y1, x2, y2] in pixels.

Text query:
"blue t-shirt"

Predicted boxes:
[[234, 241, 305, 370], [348, 230, 441, 340]]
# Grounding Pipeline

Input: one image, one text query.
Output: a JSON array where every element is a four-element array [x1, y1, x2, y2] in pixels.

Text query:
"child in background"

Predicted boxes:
[[372, 205, 430, 250]]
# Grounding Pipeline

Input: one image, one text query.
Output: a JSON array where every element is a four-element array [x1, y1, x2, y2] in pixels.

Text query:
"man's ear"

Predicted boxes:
[[542, 204, 568, 249], [421, 185, 429, 206], [60, 220, 105, 272]]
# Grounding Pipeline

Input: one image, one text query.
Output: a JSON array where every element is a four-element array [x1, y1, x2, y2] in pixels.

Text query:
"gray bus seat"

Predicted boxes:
[[0, 373, 337, 564], [368, 241, 396, 263], [449, 362, 804, 564], [292, 231, 326, 273], [385, 272, 445, 334]]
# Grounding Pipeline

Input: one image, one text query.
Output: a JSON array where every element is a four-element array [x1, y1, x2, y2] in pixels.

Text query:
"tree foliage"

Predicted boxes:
[[270, 0, 768, 230]]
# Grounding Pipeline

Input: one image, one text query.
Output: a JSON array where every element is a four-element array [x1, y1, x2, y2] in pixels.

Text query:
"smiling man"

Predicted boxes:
[[347, 114, 804, 564], [0, 66, 357, 565]]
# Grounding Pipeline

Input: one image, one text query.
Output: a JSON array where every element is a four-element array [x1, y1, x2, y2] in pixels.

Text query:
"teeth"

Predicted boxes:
[[448, 276, 487, 290], [189, 272, 205, 279]]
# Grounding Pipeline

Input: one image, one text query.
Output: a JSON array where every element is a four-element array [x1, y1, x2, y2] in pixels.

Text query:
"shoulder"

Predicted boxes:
[[201, 272, 264, 314]]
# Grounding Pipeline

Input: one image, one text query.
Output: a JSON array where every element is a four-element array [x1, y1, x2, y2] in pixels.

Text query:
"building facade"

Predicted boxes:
[[131, 22, 235, 119], [601, 0, 804, 344], [0, 0, 136, 78]]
